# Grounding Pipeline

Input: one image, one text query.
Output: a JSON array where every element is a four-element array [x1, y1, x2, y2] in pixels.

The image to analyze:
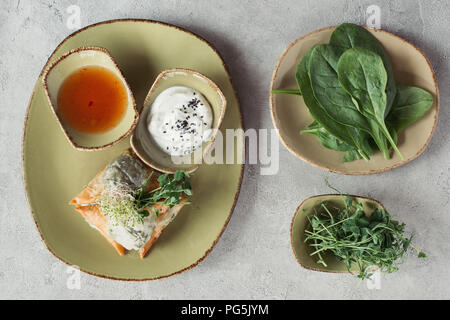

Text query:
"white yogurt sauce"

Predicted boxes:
[[147, 86, 213, 156]]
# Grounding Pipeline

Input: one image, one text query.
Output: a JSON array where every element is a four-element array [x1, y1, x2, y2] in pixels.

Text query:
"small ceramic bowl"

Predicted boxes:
[[290, 194, 385, 274], [42, 46, 138, 151], [131, 68, 227, 173]]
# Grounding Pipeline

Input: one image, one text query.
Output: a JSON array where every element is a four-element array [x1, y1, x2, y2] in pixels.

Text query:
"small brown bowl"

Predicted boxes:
[[131, 68, 227, 173], [42, 46, 138, 151]]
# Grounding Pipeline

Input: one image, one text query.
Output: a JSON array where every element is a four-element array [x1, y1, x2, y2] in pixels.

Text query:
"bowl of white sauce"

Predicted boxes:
[[131, 69, 227, 173]]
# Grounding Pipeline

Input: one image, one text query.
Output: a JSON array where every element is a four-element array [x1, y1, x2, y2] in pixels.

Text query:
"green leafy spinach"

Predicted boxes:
[[272, 23, 434, 162], [337, 47, 404, 160]]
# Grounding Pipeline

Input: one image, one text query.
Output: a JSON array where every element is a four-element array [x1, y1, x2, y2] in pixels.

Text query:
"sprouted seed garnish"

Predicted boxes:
[[99, 170, 192, 226], [304, 180, 426, 280], [98, 182, 140, 226]]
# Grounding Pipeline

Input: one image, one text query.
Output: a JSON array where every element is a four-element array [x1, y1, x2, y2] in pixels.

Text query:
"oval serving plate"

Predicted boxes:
[[290, 194, 385, 273], [270, 26, 439, 175], [23, 19, 243, 280]]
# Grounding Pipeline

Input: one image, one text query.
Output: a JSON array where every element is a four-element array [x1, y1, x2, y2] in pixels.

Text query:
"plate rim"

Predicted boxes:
[[270, 25, 440, 175], [21, 18, 245, 281]]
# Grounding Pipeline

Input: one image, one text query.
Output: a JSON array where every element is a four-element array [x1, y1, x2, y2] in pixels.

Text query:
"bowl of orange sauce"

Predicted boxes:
[[42, 47, 138, 150]]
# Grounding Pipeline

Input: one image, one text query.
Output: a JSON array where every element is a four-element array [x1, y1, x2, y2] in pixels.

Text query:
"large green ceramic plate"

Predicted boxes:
[[23, 19, 243, 280]]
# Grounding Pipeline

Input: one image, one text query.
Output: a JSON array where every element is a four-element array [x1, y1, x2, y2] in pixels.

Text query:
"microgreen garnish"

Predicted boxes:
[[134, 170, 192, 217], [304, 182, 426, 280], [99, 170, 192, 225]]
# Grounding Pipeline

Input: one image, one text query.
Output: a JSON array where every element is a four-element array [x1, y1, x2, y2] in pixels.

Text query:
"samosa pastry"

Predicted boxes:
[[69, 151, 191, 258]]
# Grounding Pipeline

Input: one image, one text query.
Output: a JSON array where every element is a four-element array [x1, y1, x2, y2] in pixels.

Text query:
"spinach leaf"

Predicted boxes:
[[369, 122, 398, 155], [301, 121, 355, 152], [302, 121, 369, 163], [308, 44, 389, 158], [337, 47, 404, 160], [367, 120, 391, 158], [329, 23, 397, 117], [300, 121, 372, 162], [387, 85, 434, 132], [343, 149, 363, 162], [271, 89, 302, 96], [309, 45, 371, 132], [295, 46, 371, 160]]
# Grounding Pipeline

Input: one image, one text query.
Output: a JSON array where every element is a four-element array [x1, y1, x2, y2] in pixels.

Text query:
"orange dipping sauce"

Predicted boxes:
[[57, 66, 128, 134]]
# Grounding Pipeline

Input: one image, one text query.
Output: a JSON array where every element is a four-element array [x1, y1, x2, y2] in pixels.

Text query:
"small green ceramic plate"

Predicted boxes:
[[290, 194, 385, 273], [22, 19, 243, 280], [271, 26, 439, 175]]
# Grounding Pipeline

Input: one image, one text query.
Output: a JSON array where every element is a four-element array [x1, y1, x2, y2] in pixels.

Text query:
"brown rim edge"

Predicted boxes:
[[289, 194, 386, 274], [41, 46, 139, 151], [22, 18, 245, 282], [130, 67, 227, 174], [270, 25, 440, 175]]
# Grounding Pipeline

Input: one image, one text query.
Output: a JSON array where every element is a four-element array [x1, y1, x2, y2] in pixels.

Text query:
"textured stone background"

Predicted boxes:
[[1, 0, 449, 299]]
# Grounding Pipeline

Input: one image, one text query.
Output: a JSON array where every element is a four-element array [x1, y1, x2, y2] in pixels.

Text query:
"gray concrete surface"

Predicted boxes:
[[1, 0, 449, 300]]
